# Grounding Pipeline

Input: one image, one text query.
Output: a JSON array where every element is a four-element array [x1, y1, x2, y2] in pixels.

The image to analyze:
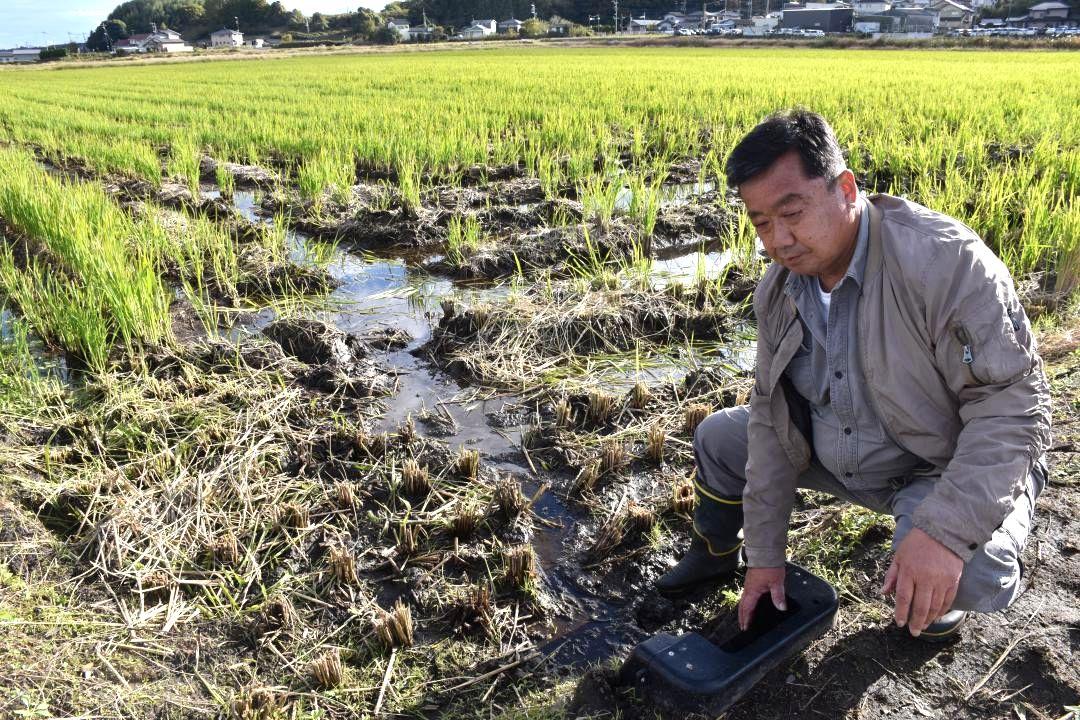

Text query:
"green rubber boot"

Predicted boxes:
[[656, 485, 745, 597]]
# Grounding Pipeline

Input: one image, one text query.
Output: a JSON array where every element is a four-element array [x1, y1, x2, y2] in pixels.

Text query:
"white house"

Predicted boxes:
[[247, 37, 266, 48], [497, 18, 524, 33], [475, 19, 498, 33], [210, 28, 244, 47], [460, 23, 492, 39], [114, 29, 192, 53], [146, 28, 193, 52], [387, 18, 411, 40]]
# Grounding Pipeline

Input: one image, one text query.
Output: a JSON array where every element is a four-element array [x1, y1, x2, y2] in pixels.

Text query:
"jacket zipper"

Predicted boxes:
[[953, 325, 984, 383]]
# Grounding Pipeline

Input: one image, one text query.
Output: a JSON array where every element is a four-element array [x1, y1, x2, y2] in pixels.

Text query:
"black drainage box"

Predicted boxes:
[[618, 563, 838, 716]]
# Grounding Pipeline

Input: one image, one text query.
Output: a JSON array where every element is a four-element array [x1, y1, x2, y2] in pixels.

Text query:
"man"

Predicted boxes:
[[656, 110, 1051, 640]]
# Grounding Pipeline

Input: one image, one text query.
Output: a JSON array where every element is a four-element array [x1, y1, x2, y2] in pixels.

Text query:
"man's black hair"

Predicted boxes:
[[724, 109, 846, 190]]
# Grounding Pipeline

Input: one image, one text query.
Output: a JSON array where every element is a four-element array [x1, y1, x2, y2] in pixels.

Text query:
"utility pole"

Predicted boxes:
[[234, 16, 240, 32], [613, 0, 620, 32]]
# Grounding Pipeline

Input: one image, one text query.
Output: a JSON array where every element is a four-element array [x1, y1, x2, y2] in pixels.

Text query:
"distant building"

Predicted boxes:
[[115, 29, 192, 54], [742, 13, 781, 34], [387, 18, 411, 40], [0, 47, 41, 63], [549, 20, 573, 35], [247, 37, 266, 48], [888, 6, 939, 32], [114, 33, 152, 53], [210, 28, 244, 47], [411, 25, 438, 40], [853, 0, 892, 15], [628, 18, 663, 33], [930, 0, 973, 29], [497, 18, 524, 33], [475, 19, 497, 33], [1026, 1, 1072, 26], [460, 23, 492, 39], [146, 28, 193, 52], [781, 6, 855, 31]]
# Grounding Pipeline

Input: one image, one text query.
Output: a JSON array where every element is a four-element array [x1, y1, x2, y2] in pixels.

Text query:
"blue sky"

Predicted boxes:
[[2, 1, 384, 49]]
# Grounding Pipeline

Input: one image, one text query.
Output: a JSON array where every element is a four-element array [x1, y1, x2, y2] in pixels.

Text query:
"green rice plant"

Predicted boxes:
[[297, 145, 354, 207], [577, 165, 623, 230], [0, 148, 171, 367], [396, 154, 424, 214], [446, 214, 482, 268], [215, 163, 236, 198], [626, 170, 665, 241], [0, 48, 1074, 283], [168, 135, 202, 197]]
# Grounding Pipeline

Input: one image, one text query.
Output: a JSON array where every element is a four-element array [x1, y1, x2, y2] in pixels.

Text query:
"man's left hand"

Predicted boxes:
[[881, 527, 963, 637]]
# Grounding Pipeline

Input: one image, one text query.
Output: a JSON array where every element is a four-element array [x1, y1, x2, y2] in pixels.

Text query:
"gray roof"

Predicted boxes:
[[388, 18, 410, 25], [1028, 1, 1069, 9]]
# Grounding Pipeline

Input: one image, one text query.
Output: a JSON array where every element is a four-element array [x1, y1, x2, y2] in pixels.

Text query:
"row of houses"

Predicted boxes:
[[622, 0, 1074, 36], [785, 0, 1073, 34], [111, 27, 267, 54], [387, 17, 550, 41]]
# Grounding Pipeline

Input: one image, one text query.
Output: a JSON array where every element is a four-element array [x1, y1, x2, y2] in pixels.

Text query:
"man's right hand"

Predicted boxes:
[[738, 566, 787, 630]]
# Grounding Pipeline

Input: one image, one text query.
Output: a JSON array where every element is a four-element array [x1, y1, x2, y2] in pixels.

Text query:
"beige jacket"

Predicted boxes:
[[744, 194, 1052, 567]]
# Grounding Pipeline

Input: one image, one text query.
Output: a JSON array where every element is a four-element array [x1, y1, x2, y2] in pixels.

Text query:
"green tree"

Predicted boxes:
[[311, 12, 329, 30], [86, 19, 128, 51], [520, 18, 549, 37], [267, 1, 288, 20], [352, 9, 379, 36], [168, 2, 204, 26], [371, 25, 401, 44]]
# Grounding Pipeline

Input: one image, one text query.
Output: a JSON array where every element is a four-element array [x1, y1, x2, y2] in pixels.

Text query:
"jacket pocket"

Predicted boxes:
[[950, 304, 1031, 388]]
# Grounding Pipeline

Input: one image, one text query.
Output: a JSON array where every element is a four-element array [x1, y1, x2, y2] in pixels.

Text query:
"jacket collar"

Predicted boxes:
[[864, 194, 884, 286]]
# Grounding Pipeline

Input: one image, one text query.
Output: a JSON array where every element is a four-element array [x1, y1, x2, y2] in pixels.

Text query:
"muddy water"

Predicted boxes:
[[219, 186, 748, 668], [615, 180, 718, 213], [0, 308, 72, 382]]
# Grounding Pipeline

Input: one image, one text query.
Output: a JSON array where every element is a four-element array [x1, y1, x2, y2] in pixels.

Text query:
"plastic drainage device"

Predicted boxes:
[[618, 563, 838, 716]]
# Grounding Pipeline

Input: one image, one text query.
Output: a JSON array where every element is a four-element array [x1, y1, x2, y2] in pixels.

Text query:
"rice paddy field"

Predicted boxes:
[[0, 46, 1079, 720]]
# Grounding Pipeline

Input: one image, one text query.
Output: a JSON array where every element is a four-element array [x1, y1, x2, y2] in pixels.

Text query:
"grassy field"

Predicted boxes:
[[0, 46, 1079, 720]]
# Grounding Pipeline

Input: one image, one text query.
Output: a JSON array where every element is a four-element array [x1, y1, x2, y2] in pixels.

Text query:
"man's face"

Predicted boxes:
[[739, 151, 859, 284]]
